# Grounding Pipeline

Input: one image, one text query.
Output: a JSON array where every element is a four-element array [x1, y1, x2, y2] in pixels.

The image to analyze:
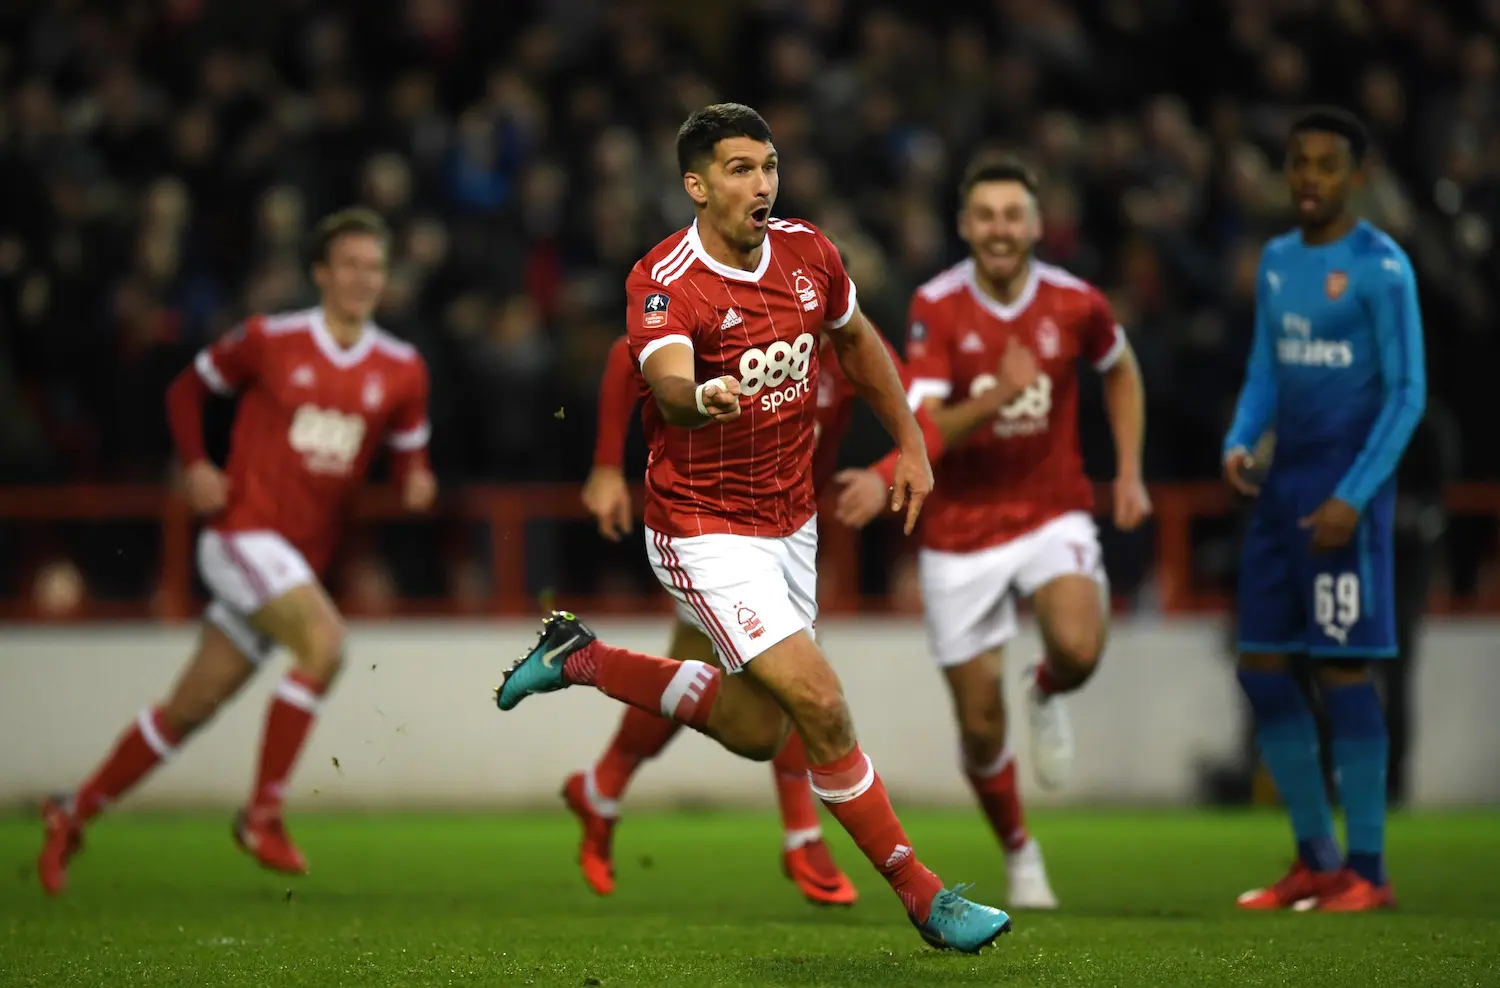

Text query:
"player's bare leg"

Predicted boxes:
[[233, 582, 346, 875], [1026, 574, 1107, 789], [498, 615, 1010, 951], [944, 649, 1056, 910], [738, 632, 1007, 944], [1234, 651, 1345, 909], [562, 619, 853, 903], [39, 625, 256, 895], [1310, 659, 1395, 912]]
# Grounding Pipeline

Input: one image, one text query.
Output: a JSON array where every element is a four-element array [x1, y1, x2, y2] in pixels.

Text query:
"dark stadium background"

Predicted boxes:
[[0, 0, 1493, 617]]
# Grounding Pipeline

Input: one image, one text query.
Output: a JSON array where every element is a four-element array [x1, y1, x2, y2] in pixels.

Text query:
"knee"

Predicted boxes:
[[162, 679, 237, 737], [730, 707, 790, 762], [294, 614, 345, 683], [788, 684, 852, 749], [956, 697, 1006, 767], [1046, 626, 1104, 688]]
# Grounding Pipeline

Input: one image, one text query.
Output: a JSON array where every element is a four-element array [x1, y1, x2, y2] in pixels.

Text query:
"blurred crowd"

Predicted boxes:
[[0, 0, 1495, 603]]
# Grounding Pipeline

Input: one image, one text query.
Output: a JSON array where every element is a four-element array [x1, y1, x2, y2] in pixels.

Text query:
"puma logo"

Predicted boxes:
[[542, 636, 579, 667]]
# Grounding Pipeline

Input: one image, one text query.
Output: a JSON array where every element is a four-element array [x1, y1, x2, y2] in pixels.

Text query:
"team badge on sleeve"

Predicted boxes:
[[643, 293, 670, 329]]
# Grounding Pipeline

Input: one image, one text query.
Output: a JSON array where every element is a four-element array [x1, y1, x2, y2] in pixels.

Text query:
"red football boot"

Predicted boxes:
[[782, 838, 858, 906], [562, 771, 617, 896], [1317, 870, 1396, 912], [233, 811, 309, 875], [1236, 860, 1342, 910], [37, 796, 84, 896]]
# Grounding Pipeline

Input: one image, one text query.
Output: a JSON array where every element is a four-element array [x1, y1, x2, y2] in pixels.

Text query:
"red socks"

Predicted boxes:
[[249, 671, 328, 821], [74, 707, 181, 822], [809, 745, 943, 921], [565, 642, 722, 731], [1035, 663, 1071, 697], [965, 747, 1029, 852], [593, 705, 682, 802], [771, 731, 822, 847]]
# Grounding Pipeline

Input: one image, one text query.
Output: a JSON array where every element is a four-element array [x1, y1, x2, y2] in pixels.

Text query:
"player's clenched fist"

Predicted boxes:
[[695, 375, 742, 423], [183, 460, 230, 515], [997, 336, 1039, 405]]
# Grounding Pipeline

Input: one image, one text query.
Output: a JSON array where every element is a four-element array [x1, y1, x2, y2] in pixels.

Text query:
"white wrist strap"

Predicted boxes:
[[695, 380, 715, 416]]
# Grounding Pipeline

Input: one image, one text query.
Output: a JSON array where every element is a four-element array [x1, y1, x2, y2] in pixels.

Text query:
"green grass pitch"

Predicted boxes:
[[3, 808, 1497, 987]]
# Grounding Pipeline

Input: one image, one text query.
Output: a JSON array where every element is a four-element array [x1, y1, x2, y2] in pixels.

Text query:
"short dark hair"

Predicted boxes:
[[959, 153, 1040, 204], [1290, 106, 1369, 164], [675, 103, 773, 175], [306, 207, 391, 267]]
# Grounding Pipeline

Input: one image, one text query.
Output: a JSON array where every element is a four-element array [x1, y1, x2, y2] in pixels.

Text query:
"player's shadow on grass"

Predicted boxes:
[[741, 952, 1031, 984]]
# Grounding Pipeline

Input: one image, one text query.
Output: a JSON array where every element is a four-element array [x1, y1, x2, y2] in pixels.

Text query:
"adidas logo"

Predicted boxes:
[[885, 843, 912, 868], [720, 308, 743, 330], [959, 332, 984, 353]]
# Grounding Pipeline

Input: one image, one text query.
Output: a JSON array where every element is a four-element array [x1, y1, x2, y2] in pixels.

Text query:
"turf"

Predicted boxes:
[[2, 809, 1496, 987]]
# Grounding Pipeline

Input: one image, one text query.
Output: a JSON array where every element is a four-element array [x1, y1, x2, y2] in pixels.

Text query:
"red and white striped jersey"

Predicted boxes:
[[192, 307, 429, 573], [625, 218, 857, 539], [905, 259, 1126, 553]]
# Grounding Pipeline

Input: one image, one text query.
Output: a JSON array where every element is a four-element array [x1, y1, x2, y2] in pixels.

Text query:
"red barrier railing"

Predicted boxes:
[[0, 483, 1496, 621]]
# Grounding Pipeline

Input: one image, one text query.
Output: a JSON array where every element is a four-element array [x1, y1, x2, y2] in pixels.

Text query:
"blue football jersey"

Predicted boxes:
[[1225, 220, 1426, 511]]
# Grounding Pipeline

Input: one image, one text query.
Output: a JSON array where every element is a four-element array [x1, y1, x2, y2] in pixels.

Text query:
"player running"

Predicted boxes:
[[497, 103, 1012, 954], [1225, 107, 1423, 913], [571, 329, 943, 905], [834, 155, 1151, 910], [38, 209, 435, 894]]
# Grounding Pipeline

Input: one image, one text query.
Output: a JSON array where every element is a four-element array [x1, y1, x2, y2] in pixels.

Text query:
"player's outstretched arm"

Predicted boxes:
[[827, 307, 931, 532], [836, 387, 948, 530], [165, 365, 230, 514], [640, 340, 740, 429], [1331, 253, 1427, 513], [583, 336, 641, 541], [1223, 256, 1280, 494], [592, 336, 639, 469], [1100, 342, 1152, 531], [167, 323, 266, 515]]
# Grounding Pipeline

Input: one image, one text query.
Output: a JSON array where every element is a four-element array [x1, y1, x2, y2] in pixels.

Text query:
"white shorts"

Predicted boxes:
[[197, 529, 316, 664], [918, 511, 1107, 668], [645, 517, 818, 673]]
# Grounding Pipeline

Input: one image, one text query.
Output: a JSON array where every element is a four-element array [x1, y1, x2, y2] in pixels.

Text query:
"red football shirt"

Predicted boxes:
[[625, 218, 856, 538], [905, 259, 1126, 553], [193, 308, 430, 572]]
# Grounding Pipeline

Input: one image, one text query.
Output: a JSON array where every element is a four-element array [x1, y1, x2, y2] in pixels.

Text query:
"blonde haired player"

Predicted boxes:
[[39, 208, 435, 892]]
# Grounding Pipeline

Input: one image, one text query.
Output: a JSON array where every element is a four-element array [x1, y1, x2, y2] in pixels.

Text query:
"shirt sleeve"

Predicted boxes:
[[1334, 252, 1427, 511], [387, 357, 432, 453], [1223, 253, 1280, 456], [194, 317, 266, 395], [593, 335, 640, 469], [902, 292, 952, 409], [625, 265, 701, 371], [1085, 290, 1129, 372]]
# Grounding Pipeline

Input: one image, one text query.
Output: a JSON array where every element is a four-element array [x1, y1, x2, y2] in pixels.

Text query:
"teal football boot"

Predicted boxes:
[[495, 611, 597, 711]]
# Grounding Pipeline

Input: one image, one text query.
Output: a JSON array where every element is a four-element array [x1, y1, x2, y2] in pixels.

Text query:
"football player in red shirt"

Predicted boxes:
[[497, 104, 1011, 953], [38, 209, 436, 894], [835, 155, 1151, 910], [570, 331, 942, 906]]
